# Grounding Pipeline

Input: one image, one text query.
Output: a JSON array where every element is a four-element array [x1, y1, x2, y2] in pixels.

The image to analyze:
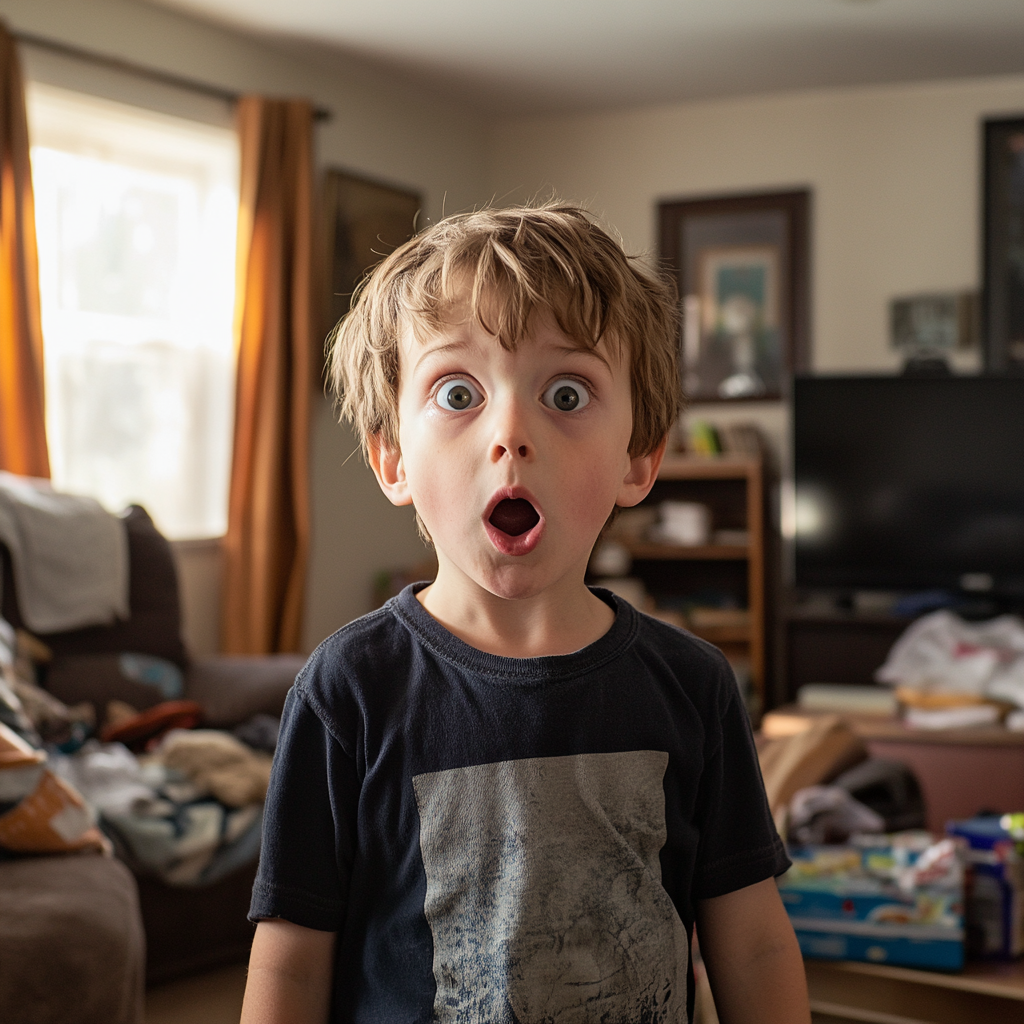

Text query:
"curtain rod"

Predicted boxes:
[[13, 28, 333, 122]]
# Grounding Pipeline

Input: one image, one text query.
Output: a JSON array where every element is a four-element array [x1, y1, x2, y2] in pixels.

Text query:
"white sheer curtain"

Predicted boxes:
[[27, 82, 239, 539]]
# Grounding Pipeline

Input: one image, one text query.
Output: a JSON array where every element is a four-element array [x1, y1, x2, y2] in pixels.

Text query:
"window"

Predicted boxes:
[[27, 83, 239, 539]]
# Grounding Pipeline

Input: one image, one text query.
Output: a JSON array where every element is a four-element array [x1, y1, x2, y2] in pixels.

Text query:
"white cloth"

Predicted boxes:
[[0, 473, 129, 633], [875, 609, 1024, 708]]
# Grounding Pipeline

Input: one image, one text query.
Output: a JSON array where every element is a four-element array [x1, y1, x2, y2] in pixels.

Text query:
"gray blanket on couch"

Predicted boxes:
[[0, 473, 129, 633]]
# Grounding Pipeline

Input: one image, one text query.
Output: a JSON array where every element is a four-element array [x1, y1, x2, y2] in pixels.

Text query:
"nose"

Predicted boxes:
[[488, 391, 534, 463]]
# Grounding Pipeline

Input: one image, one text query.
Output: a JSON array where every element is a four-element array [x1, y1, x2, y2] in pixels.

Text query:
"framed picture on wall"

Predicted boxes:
[[658, 190, 810, 401], [983, 117, 1024, 373], [321, 168, 422, 348]]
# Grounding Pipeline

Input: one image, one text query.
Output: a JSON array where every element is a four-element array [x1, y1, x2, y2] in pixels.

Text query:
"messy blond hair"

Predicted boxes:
[[329, 201, 682, 459]]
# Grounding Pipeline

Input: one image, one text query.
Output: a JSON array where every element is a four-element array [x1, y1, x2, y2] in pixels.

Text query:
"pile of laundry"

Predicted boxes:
[[1, 617, 278, 884], [52, 727, 274, 886], [875, 610, 1024, 730]]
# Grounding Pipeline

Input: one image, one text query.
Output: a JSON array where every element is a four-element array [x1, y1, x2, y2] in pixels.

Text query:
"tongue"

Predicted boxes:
[[489, 498, 539, 537]]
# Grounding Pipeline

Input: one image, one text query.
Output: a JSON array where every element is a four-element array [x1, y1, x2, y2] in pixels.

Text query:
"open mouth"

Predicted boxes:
[[488, 498, 540, 537]]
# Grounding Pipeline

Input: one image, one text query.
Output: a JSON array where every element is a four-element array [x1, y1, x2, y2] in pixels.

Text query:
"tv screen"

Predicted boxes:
[[793, 375, 1024, 596]]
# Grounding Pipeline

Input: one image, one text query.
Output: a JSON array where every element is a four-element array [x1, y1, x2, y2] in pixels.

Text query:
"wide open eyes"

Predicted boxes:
[[542, 379, 590, 412], [435, 378, 483, 411]]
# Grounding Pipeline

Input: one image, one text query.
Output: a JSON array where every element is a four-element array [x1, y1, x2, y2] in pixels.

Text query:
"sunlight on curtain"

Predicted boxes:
[[0, 24, 48, 478], [26, 83, 239, 538]]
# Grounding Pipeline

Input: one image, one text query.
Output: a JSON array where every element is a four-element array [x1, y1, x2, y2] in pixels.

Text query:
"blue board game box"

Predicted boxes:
[[779, 836, 965, 971]]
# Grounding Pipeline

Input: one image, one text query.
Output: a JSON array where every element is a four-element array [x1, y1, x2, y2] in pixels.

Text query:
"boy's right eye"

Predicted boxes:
[[435, 379, 483, 411]]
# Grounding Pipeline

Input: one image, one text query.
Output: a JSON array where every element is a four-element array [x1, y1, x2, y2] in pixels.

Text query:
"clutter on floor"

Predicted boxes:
[[780, 833, 965, 970], [760, 708, 1024, 971]]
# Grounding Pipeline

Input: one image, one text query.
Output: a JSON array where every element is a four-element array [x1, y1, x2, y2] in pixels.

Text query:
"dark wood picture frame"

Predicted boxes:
[[658, 190, 810, 402], [982, 117, 1024, 373], [321, 168, 422, 348]]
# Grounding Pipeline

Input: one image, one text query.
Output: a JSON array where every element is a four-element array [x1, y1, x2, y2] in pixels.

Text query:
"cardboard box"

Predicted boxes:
[[779, 838, 965, 971], [947, 816, 1024, 960]]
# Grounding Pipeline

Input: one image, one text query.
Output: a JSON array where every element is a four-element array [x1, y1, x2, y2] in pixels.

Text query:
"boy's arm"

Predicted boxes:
[[240, 919, 336, 1024], [696, 877, 810, 1024]]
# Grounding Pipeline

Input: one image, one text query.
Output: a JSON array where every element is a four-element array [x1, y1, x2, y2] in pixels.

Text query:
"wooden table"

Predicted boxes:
[[805, 957, 1024, 1024]]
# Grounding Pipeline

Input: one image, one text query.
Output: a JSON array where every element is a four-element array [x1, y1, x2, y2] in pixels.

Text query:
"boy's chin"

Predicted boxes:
[[466, 562, 587, 604]]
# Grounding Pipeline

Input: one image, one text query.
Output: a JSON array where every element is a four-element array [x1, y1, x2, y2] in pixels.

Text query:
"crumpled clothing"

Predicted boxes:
[[0, 722, 108, 855], [51, 738, 264, 885], [233, 713, 280, 753], [103, 801, 262, 887], [875, 610, 1024, 707], [51, 739, 157, 817], [788, 785, 885, 846], [157, 728, 272, 807]]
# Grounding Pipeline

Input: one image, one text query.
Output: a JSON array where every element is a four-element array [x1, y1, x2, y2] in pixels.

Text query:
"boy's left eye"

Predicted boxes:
[[542, 379, 590, 412]]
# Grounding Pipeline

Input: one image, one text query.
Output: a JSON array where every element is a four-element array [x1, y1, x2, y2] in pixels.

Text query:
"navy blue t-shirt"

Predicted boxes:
[[250, 585, 787, 1023]]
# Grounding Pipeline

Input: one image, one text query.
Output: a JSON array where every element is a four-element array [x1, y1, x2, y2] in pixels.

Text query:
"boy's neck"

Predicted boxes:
[[415, 565, 615, 658]]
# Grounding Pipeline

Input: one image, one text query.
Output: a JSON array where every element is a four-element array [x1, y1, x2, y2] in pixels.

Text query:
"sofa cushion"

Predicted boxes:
[[2, 505, 187, 667], [185, 654, 305, 727], [0, 853, 144, 1024], [44, 654, 168, 720]]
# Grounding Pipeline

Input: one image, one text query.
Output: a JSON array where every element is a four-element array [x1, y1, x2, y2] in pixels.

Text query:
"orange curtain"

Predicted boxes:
[[222, 97, 313, 654], [0, 22, 49, 479]]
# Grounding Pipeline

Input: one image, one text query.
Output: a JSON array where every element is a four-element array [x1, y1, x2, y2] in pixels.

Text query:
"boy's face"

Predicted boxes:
[[370, 308, 661, 603]]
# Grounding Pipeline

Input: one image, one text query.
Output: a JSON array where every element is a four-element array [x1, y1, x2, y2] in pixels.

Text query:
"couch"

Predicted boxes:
[[0, 504, 304, 1021]]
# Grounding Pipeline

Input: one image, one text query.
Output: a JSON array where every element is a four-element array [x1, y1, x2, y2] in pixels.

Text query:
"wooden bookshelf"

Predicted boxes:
[[617, 454, 767, 708], [620, 541, 749, 561]]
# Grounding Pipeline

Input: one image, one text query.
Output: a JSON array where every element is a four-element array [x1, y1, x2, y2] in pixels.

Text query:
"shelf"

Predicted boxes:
[[623, 541, 749, 561], [649, 609, 752, 644], [767, 704, 1024, 748], [687, 623, 751, 644], [624, 452, 767, 701], [819, 958, 1024, 1001], [787, 606, 915, 626], [657, 454, 760, 480], [805, 957, 1024, 1024]]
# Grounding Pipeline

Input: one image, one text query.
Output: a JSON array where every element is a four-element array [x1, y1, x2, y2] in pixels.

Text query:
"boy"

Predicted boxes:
[[242, 203, 809, 1024]]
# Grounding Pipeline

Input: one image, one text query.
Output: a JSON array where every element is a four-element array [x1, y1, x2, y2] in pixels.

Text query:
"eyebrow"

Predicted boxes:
[[412, 338, 473, 372], [556, 343, 614, 372], [411, 337, 615, 372]]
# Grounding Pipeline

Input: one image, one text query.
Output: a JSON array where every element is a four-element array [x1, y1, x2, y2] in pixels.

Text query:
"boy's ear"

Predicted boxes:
[[615, 435, 668, 509], [367, 436, 413, 506]]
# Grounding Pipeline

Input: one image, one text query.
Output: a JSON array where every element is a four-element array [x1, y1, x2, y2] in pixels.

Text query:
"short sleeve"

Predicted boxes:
[[248, 684, 358, 931], [691, 668, 789, 900]]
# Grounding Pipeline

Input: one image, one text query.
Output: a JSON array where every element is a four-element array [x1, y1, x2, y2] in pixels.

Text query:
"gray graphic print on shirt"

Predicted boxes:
[[412, 750, 688, 1024]]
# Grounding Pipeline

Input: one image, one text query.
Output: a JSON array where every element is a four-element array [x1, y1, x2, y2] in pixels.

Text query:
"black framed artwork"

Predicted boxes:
[[983, 117, 1024, 373], [321, 168, 421, 344], [658, 190, 810, 402]]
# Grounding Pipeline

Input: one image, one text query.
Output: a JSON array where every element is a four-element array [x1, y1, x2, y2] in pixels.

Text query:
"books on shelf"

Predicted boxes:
[[688, 607, 751, 629], [685, 419, 767, 458], [797, 683, 899, 717]]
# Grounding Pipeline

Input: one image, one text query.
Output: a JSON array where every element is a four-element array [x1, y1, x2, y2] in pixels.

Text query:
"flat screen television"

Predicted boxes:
[[793, 374, 1024, 598]]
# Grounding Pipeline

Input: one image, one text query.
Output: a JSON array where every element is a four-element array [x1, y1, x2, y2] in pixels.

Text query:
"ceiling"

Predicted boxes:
[[144, 0, 1024, 115]]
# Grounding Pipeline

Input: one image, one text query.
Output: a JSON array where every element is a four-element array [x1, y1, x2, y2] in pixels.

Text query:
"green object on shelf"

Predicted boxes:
[[688, 420, 721, 456]]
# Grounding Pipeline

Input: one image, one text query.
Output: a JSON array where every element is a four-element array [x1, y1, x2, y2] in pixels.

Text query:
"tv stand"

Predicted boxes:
[[783, 587, 1024, 704], [782, 596, 912, 704]]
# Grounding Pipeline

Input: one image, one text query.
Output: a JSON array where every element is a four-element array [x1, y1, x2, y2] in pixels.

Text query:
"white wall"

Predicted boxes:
[[2, 0, 487, 653], [488, 74, 1024, 462]]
